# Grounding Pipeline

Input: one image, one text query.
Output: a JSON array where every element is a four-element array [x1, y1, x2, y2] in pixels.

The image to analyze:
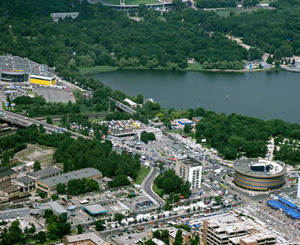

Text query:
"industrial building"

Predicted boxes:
[[0, 55, 56, 86], [202, 213, 276, 245], [175, 159, 202, 189], [64, 232, 109, 245], [83, 204, 108, 216], [27, 166, 62, 180], [11, 176, 35, 193], [0, 207, 30, 220], [233, 158, 286, 191], [48, 201, 68, 218], [36, 168, 102, 196]]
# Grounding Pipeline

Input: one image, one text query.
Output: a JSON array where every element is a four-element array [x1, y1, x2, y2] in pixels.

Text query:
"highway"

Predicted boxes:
[[0, 109, 91, 139], [141, 166, 165, 208]]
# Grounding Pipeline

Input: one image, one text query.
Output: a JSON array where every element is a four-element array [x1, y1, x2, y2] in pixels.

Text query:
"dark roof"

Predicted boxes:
[[28, 166, 62, 179], [0, 167, 16, 178], [14, 176, 35, 185]]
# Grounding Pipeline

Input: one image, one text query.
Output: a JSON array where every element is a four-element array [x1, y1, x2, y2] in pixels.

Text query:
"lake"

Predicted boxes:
[[88, 70, 300, 124]]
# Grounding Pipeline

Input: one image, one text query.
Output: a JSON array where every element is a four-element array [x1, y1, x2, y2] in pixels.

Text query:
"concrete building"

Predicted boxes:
[[202, 213, 276, 245], [11, 176, 35, 193], [0, 55, 56, 86], [50, 12, 79, 22], [48, 201, 68, 218], [83, 204, 108, 216], [27, 166, 62, 180], [0, 207, 30, 220], [175, 159, 202, 190], [0, 167, 17, 184], [64, 232, 109, 245], [233, 158, 286, 191], [36, 168, 102, 196]]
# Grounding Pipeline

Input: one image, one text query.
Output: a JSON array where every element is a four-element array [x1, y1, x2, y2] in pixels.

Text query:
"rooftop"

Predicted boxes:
[[13, 176, 35, 185], [84, 204, 108, 215], [65, 232, 108, 244], [28, 166, 62, 179], [48, 201, 67, 214], [0, 55, 53, 78], [0, 167, 16, 178], [39, 168, 101, 188], [234, 158, 286, 177]]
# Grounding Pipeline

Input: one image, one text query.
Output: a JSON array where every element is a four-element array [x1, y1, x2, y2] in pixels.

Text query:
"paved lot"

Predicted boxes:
[[34, 87, 75, 103]]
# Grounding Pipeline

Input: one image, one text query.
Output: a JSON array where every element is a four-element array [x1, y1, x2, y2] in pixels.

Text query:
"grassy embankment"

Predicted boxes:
[[135, 166, 151, 185]]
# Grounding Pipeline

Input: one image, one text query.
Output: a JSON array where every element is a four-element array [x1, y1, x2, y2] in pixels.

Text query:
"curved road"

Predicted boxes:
[[141, 166, 165, 208]]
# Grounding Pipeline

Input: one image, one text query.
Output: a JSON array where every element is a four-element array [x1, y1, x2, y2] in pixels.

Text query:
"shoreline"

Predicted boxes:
[[80, 65, 281, 75]]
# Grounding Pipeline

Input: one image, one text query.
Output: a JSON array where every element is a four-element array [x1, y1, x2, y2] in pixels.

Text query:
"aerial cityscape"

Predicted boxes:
[[0, 0, 299, 245]]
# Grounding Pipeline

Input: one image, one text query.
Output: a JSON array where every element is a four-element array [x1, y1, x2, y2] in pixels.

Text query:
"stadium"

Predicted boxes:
[[0, 55, 56, 86], [233, 158, 286, 191]]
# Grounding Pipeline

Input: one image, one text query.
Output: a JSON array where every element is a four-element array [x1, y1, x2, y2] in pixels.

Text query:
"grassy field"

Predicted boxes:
[[104, 0, 159, 5], [79, 65, 118, 75], [135, 166, 151, 185], [15, 144, 56, 166]]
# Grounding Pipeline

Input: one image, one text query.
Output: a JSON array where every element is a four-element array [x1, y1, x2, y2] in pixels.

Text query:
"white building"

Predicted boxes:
[[175, 159, 202, 189]]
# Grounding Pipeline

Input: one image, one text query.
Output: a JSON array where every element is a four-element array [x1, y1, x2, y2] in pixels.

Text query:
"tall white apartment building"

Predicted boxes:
[[175, 159, 202, 189]]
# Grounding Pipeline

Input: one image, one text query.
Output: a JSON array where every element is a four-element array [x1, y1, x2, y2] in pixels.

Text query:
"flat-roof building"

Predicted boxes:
[[202, 213, 276, 245], [0, 55, 56, 86], [11, 176, 35, 193], [36, 168, 102, 196], [0, 207, 30, 220], [48, 201, 68, 218], [27, 166, 62, 180], [83, 204, 108, 216], [175, 159, 202, 190], [63, 232, 109, 245]]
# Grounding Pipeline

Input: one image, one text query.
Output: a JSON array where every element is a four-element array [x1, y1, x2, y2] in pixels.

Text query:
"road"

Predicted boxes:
[[0, 109, 90, 139], [141, 166, 165, 208]]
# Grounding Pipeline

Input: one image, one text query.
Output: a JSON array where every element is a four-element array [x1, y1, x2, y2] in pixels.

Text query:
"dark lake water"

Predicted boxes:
[[88, 70, 300, 124]]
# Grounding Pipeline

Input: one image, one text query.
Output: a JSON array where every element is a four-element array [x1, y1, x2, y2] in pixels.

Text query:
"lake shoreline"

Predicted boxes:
[[80, 65, 280, 75]]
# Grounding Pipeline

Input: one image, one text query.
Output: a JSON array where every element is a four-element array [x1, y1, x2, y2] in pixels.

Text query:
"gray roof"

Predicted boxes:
[[0, 55, 53, 78], [14, 176, 35, 185], [40, 168, 101, 188], [28, 166, 62, 179], [0, 167, 15, 178], [48, 201, 67, 214], [84, 204, 107, 215]]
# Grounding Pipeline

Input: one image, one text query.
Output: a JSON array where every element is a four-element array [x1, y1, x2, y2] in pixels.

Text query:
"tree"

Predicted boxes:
[[95, 220, 105, 231], [174, 229, 183, 244], [148, 132, 156, 141], [184, 124, 192, 134], [136, 94, 144, 104], [114, 213, 124, 223], [51, 194, 59, 201], [46, 116, 53, 124], [140, 131, 148, 143], [77, 224, 83, 234], [57, 183, 66, 194], [35, 231, 47, 243], [33, 161, 41, 172]]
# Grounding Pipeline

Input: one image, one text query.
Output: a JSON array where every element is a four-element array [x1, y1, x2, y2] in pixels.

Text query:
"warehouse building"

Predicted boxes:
[[48, 201, 68, 218], [233, 158, 286, 191], [0, 55, 56, 86], [11, 176, 35, 193], [175, 159, 202, 190], [36, 168, 102, 196], [83, 204, 108, 216], [27, 166, 62, 180], [0, 207, 30, 220]]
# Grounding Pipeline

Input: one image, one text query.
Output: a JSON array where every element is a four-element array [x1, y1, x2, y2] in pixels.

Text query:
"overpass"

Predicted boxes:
[[109, 97, 136, 115], [0, 110, 91, 139]]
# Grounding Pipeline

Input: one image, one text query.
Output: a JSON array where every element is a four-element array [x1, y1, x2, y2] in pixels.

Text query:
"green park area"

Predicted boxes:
[[135, 166, 151, 185]]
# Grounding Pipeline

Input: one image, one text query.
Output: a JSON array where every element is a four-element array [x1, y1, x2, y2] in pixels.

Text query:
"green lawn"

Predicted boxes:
[[104, 0, 159, 5], [135, 166, 151, 185]]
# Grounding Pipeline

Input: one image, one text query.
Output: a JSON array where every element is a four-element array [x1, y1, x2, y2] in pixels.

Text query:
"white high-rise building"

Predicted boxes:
[[175, 159, 202, 190]]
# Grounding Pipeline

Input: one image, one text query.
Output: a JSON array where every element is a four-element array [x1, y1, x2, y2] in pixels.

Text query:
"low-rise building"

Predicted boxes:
[[0, 207, 30, 220], [27, 166, 62, 180], [202, 213, 276, 245], [63, 232, 109, 245], [48, 201, 68, 218], [36, 168, 102, 196], [175, 159, 202, 190], [11, 176, 35, 193], [0, 167, 17, 184]]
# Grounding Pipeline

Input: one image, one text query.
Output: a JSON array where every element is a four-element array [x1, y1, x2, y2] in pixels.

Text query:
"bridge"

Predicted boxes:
[[0, 110, 91, 139], [109, 97, 136, 115]]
